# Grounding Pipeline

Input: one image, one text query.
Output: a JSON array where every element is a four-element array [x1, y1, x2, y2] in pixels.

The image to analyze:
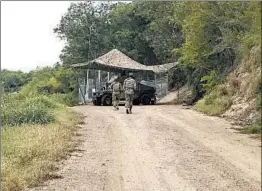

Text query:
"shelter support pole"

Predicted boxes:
[[85, 69, 89, 101], [166, 73, 168, 95], [154, 73, 157, 89], [107, 72, 110, 82], [98, 70, 101, 90], [160, 73, 163, 97]]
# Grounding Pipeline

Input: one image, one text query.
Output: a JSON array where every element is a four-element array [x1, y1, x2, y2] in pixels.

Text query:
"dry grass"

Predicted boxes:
[[243, 46, 261, 73], [1, 109, 84, 191]]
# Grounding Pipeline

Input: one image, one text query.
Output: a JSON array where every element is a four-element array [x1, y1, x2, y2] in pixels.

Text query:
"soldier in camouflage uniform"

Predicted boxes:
[[123, 72, 136, 114], [110, 77, 122, 110]]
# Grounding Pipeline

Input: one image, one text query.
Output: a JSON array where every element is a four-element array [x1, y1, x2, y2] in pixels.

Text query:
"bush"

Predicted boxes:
[[2, 104, 55, 126], [22, 95, 58, 109], [63, 92, 78, 106], [195, 87, 232, 116], [2, 93, 26, 107], [242, 122, 261, 134], [49, 92, 78, 107], [2, 94, 57, 126], [200, 70, 218, 93], [1, 91, 79, 127]]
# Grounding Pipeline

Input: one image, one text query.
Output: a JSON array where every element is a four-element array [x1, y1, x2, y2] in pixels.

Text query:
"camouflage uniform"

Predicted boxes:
[[111, 80, 122, 110], [123, 73, 136, 114]]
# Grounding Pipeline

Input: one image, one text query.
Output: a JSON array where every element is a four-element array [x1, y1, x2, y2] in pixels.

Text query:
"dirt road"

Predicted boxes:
[[28, 105, 261, 191]]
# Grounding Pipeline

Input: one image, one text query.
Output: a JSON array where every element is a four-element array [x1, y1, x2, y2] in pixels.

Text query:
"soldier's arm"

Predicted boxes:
[[109, 82, 114, 89], [123, 80, 126, 89]]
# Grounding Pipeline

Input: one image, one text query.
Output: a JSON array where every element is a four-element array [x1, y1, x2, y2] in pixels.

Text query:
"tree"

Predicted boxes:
[[1, 70, 28, 92], [54, 2, 116, 65]]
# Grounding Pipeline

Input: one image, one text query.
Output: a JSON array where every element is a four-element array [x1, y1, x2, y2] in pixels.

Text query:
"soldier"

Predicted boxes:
[[110, 76, 122, 110], [123, 72, 136, 114]]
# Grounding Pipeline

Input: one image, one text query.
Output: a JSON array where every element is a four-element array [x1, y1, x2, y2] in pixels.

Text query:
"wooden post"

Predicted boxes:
[[107, 72, 110, 82]]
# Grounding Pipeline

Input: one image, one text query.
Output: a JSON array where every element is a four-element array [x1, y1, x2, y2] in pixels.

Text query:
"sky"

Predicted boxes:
[[1, 1, 72, 72]]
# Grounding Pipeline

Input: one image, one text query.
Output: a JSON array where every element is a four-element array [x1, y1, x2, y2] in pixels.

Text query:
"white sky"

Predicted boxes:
[[1, 1, 72, 72]]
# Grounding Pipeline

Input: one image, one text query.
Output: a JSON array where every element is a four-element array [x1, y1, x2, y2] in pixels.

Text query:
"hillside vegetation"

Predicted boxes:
[[196, 46, 261, 120], [54, 1, 260, 126], [2, 1, 260, 126]]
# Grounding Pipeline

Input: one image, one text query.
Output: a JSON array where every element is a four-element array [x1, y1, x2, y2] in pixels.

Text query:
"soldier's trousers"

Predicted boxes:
[[112, 93, 120, 108], [125, 93, 134, 108]]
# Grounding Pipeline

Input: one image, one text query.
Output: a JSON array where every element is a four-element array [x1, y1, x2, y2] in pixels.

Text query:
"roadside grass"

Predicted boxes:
[[195, 87, 232, 116], [241, 122, 261, 134], [1, 94, 85, 191]]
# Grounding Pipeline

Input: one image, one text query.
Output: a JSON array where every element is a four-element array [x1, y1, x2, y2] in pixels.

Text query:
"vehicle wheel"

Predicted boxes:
[[102, 95, 112, 106], [151, 96, 156, 105], [133, 99, 141, 105], [141, 94, 151, 105], [93, 100, 101, 106], [93, 100, 98, 105]]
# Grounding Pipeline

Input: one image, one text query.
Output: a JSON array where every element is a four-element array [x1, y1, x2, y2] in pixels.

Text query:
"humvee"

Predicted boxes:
[[92, 80, 156, 106]]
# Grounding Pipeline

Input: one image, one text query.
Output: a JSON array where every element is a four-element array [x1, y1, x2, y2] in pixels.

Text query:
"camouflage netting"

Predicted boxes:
[[72, 49, 178, 74], [74, 49, 179, 103]]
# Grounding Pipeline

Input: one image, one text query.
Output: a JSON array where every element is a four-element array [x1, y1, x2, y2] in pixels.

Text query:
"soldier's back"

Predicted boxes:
[[124, 77, 135, 88]]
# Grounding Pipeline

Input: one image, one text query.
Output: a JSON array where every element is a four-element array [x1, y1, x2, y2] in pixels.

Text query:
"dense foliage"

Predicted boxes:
[[1, 70, 30, 93], [2, 2, 260, 108], [54, 1, 261, 98], [18, 65, 79, 105]]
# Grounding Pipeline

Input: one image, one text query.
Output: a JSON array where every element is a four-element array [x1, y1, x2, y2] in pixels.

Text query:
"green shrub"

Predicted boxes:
[[200, 70, 218, 93], [49, 92, 78, 107], [2, 93, 26, 107], [195, 87, 232, 116], [2, 104, 55, 126], [22, 95, 58, 109], [2, 94, 57, 126], [62, 92, 78, 106], [1, 92, 80, 126], [242, 122, 261, 134]]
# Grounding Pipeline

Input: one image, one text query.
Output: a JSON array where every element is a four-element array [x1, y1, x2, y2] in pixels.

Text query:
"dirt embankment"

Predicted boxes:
[[222, 46, 261, 125], [26, 105, 261, 191], [159, 46, 261, 126]]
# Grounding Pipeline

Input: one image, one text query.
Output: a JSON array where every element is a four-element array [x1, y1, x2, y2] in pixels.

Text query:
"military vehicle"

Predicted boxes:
[[92, 80, 156, 106]]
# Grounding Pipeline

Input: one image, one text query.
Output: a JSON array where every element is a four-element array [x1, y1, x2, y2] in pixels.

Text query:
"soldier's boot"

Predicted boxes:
[[126, 108, 129, 114], [129, 106, 132, 114]]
